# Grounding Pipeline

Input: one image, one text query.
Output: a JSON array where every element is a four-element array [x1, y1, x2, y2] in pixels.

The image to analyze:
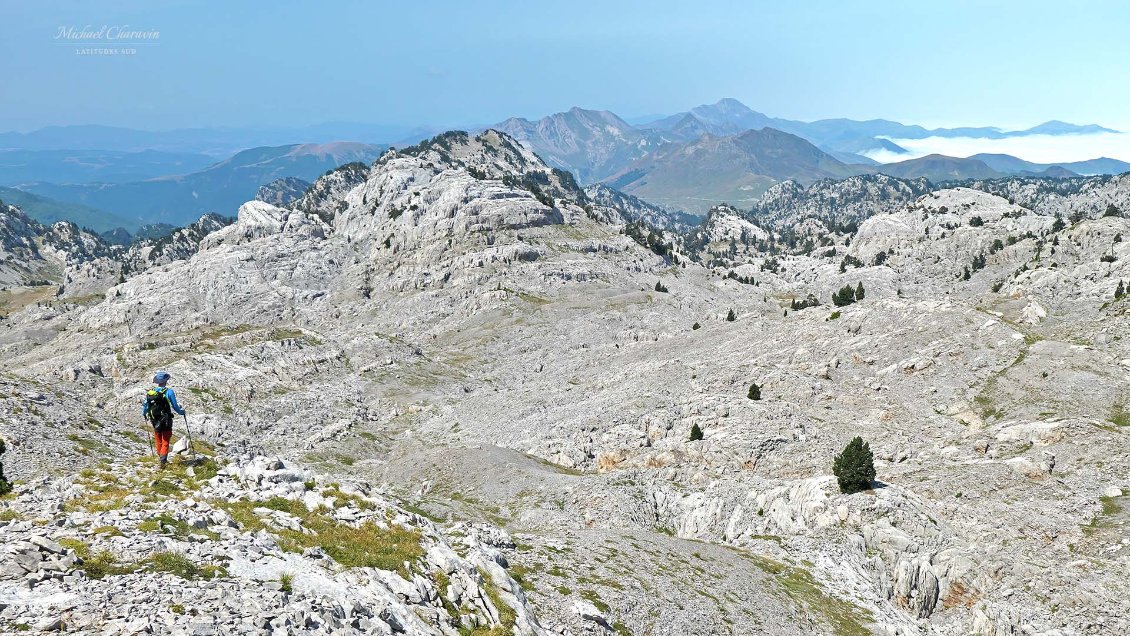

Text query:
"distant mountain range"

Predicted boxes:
[[636, 98, 1119, 156], [968, 154, 1130, 176], [605, 128, 861, 211], [2, 98, 1127, 227], [493, 108, 668, 183], [0, 149, 217, 185], [0, 123, 413, 156], [17, 142, 384, 229], [476, 99, 1129, 212]]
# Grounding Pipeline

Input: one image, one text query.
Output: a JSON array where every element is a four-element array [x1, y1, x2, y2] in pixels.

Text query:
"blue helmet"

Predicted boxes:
[[153, 371, 171, 384]]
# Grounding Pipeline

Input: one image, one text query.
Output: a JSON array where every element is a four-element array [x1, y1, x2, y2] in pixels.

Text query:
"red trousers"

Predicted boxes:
[[154, 430, 172, 456]]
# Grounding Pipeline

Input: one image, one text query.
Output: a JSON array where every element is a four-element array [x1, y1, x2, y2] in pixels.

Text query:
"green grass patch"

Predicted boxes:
[[468, 567, 518, 635], [1101, 496, 1123, 516], [144, 551, 227, 580], [747, 555, 873, 636], [214, 497, 424, 578], [269, 327, 308, 341], [66, 434, 112, 457], [434, 570, 460, 619], [1086, 495, 1126, 535], [321, 485, 374, 510], [69, 544, 138, 579], [1109, 404, 1130, 427], [138, 513, 219, 540], [146, 479, 180, 496], [579, 589, 611, 614], [199, 324, 256, 341]]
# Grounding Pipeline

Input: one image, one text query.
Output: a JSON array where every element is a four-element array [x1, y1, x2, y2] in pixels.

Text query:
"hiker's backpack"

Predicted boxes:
[[146, 387, 174, 431]]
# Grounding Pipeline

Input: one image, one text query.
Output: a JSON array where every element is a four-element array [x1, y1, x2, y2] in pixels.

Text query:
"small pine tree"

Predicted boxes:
[[962, 267, 971, 281], [654, 281, 668, 293], [0, 437, 10, 496], [1051, 217, 1066, 232], [833, 436, 876, 494], [726, 309, 736, 322], [689, 423, 704, 442], [832, 284, 857, 307], [855, 282, 865, 301], [1116, 280, 1126, 299], [747, 383, 761, 400], [692, 322, 701, 330]]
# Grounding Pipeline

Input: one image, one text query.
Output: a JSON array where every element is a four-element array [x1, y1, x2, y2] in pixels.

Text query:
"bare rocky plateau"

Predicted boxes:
[[1, 130, 1127, 636]]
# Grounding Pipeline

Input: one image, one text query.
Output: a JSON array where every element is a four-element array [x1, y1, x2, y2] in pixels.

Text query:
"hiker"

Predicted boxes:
[[142, 371, 186, 468]]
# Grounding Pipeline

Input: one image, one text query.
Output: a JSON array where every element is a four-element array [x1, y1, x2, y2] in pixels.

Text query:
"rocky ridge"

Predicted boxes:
[[0, 452, 543, 635]]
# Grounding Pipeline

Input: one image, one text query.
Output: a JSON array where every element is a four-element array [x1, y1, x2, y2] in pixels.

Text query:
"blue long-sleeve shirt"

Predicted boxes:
[[141, 386, 186, 418]]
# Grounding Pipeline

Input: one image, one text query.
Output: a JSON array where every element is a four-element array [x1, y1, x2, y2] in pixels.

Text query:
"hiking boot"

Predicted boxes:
[[159, 455, 168, 469]]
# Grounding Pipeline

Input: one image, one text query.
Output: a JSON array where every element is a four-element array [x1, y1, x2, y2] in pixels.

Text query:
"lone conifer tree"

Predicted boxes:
[[1116, 280, 1125, 299], [0, 438, 10, 496], [833, 436, 876, 494], [689, 423, 704, 441], [748, 383, 761, 400], [855, 282, 865, 300], [726, 309, 736, 322]]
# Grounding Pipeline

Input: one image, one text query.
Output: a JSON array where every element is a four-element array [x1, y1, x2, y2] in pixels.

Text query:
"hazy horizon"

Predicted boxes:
[[5, 1, 1130, 131]]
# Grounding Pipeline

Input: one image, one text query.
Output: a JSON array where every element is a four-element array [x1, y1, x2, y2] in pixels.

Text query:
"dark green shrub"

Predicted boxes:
[[692, 322, 701, 330], [832, 284, 857, 307], [725, 309, 736, 322], [689, 423, 704, 442], [833, 436, 876, 494], [747, 383, 761, 401], [838, 255, 864, 273], [654, 281, 668, 293]]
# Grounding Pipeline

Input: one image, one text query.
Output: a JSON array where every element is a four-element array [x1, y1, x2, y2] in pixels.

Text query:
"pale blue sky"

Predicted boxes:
[[3, 0, 1129, 132]]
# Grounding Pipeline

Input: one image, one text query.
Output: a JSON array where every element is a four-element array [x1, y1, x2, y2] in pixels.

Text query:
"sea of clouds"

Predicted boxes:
[[864, 132, 1130, 165]]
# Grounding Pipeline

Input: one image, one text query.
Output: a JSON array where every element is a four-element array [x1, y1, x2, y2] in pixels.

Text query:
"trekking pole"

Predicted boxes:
[[182, 413, 196, 459], [148, 419, 159, 459]]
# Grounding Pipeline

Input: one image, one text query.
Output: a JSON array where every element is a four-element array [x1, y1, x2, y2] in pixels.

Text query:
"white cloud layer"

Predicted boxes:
[[864, 132, 1130, 165]]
